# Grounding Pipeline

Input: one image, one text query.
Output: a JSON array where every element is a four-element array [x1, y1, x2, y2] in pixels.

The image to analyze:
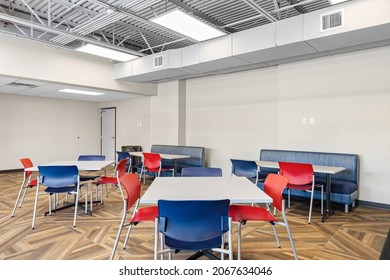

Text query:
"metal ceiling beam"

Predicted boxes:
[[167, 0, 235, 33], [89, 0, 199, 43], [285, 0, 307, 14], [273, 0, 320, 13], [241, 0, 277, 22], [0, 12, 145, 56]]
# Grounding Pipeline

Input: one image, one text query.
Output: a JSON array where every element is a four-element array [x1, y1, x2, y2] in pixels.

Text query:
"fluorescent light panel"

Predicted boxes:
[[59, 89, 105, 96], [329, 0, 349, 4], [151, 9, 225, 41], [76, 44, 138, 62]]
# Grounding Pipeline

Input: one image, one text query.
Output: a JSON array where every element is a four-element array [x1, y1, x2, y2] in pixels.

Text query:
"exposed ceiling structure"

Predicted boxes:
[[0, 0, 339, 57]]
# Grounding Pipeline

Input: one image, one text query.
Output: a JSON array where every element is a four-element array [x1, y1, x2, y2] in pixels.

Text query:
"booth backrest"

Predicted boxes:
[[151, 144, 205, 169], [260, 149, 359, 185]]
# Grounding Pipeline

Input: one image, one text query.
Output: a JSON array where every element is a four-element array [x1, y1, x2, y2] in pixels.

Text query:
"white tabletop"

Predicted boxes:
[[255, 160, 345, 174], [25, 160, 115, 172], [140, 176, 272, 204], [129, 151, 190, 160]]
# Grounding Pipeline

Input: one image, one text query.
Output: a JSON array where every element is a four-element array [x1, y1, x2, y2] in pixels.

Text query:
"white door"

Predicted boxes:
[[101, 107, 116, 161]]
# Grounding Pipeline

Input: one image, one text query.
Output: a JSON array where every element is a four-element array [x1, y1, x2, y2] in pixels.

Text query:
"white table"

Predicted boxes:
[[129, 151, 191, 176], [140, 176, 272, 205], [255, 160, 345, 222], [141, 176, 272, 260], [25, 160, 115, 172], [26, 160, 115, 214]]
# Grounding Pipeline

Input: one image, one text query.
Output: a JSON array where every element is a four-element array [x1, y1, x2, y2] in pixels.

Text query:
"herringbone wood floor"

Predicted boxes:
[[1, 169, 389, 260]]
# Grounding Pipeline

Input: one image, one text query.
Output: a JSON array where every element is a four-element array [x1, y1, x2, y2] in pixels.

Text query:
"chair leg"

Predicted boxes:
[[308, 187, 315, 224], [320, 186, 324, 214], [280, 213, 298, 260], [123, 223, 134, 249], [111, 216, 127, 260], [269, 222, 280, 249], [287, 189, 291, 208], [32, 185, 40, 229], [228, 218, 233, 260], [11, 179, 26, 217], [237, 222, 242, 260], [154, 218, 159, 260], [73, 191, 79, 227]]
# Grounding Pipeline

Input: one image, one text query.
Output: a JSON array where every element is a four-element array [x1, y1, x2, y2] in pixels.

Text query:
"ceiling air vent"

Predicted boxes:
[[153, 55, 163, 68], [321, 9, 344, 32]]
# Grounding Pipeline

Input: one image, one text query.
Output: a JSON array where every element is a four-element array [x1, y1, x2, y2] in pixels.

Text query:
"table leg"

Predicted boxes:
[[173, 160, 178, 177], [321, 174, 334, 222]]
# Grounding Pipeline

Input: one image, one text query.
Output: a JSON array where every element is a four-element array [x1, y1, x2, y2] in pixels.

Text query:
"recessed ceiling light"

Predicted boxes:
[[76, 44, 139, 62], [328, 0, 349, 4], [59, 89, 105, 96], [151, 9, 225, 42]]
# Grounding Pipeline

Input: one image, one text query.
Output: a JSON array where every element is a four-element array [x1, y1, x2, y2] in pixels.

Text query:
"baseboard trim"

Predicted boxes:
[[0, 168, 22, 173], [358, 200, 390, 210]]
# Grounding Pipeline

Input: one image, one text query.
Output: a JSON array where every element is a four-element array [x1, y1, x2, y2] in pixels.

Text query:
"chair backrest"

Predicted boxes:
[[143, 152, 161, 170], [157, 199, 230, 250], [263, 173, 289, 212], [20, 158, 34, 178], [38, 165, 79, 188], [116, 158, 129, 179], [278, 161, 313, 185], [181, 167, 222, 177], [230, 159, 258, 178], [116, 151, 131, 163], [119, 173, 141, 211], [78, 155, 106, 161]]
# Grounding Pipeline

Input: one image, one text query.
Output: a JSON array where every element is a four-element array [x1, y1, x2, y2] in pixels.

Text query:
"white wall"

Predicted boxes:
[[186, 67, 279, 168], [0, 93, 100, 170], [182, 46, 390, 205], [100, 97, 151, 151], [150, 81, 182, 146], [278, 46, 390, 205]]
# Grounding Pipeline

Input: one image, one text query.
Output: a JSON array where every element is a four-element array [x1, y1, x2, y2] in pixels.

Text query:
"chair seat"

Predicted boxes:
[[286, 183, 313, 191], [28, 179, 38, 187], [79, 175, 100, 182], [130, 206, 158, 223], [146, 167, 172, 173], [93, 176, 117, 185], [229, 204, 277, 223], [44, 186, 78, 194]]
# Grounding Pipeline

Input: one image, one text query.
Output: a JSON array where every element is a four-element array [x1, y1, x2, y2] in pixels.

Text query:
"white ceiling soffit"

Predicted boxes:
[[0, 76, 139, 102], [115, 0, 390, 83]]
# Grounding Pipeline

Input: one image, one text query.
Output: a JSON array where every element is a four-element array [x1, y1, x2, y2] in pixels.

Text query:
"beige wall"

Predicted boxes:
[[0, 93, 100, 169], [182, 46, 390, 205], [101, 97, 151, 151], [3, 45, 389, 205]]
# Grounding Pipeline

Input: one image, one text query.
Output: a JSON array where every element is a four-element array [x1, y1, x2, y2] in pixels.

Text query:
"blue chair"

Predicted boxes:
[[116, 151, 132, 173], [154, 199, 232, 260], [32, 165, 82, 229], [181, 167, 222, 177], [230, 159, 259, 184], [78, 155, 106, 181]]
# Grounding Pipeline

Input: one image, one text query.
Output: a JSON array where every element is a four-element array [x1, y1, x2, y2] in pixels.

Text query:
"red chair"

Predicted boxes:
[[278, 161, 323, 224], [11, 158, 37, 217], [139, 152, 173, 184], [229, 173, 298, 260], [91, 158, 128, 207], [110, 173, 158, 260]]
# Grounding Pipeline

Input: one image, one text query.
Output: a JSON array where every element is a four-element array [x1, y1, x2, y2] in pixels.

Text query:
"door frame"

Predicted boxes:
[[100, 107, 116, 160]]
